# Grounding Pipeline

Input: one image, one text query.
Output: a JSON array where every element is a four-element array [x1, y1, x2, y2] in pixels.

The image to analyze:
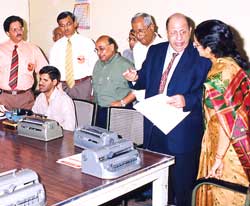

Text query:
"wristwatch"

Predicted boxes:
[[120, 99, 126, 107]]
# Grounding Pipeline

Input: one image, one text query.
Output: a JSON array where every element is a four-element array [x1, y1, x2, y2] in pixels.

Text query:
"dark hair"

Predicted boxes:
[[107, 37, 118, 52], [3, 15, 24, 32], [194, 19, 248, 69], [57, 11, 75, 23], [39, 66, 61, 83]]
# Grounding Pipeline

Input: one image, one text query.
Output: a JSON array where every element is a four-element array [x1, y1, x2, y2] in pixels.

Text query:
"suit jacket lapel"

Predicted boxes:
[[151, 43, 169, 94], [168, 42, 193, 87]]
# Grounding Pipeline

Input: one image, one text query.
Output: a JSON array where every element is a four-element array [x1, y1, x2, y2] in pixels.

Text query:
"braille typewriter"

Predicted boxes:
[[17, 116, 63, 141], [81, 139, 141, 179], [74, 125, 119, 149], [0, 168, 46, 206]]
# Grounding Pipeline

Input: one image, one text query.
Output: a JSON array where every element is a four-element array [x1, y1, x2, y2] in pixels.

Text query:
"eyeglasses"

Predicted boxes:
[[9, 27, 23, 33], [128, 37, 137, 42], [95, 44, 110, 53], [133, 26, 150, 35]]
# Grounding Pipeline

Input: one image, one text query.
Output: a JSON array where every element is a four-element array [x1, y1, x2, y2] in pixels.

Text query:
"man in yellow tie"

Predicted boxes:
[[49, 11, 98, 100]]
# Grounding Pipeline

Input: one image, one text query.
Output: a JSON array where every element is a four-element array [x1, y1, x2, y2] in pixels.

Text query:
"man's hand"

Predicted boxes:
[[166, 94, 185, 108], [110, 100, 122, 107], [123, 68, 138, 82], [77, 56, 85, 64]]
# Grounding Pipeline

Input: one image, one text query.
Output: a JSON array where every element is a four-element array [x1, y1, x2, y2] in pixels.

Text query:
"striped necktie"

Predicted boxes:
[[65, 39, 75, 88], [9, 45, 18, 90], [158, 52, 179, 94]]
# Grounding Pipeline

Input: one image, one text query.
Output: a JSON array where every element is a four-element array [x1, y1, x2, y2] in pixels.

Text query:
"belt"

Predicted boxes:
[[61, 76, 91, 85], [0, 89, 30, 95]]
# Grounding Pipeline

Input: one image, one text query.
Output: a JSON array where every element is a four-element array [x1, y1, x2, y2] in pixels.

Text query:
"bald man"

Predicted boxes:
[[124, 13, 211, 206], [52, 26, 63, 42], [92, 35, 135, 128]]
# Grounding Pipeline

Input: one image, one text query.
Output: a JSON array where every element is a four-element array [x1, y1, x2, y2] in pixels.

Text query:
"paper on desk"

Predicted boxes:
[[133, 94, 190, 135], [56, 153, 81, 169]]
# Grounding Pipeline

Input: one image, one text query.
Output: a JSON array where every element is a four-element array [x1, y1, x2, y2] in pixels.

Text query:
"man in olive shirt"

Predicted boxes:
[[92, 35, 135, 128]]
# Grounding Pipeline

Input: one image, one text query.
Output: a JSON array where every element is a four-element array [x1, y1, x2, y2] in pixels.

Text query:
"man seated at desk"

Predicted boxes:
[[93, 35, 136, 128], [32, 65, 75, 131]]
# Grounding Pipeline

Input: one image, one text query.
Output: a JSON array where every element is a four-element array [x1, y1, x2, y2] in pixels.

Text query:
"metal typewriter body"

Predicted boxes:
[[82, 139, 141, 179], [74, 125, 119, 149], [0, 169, 45, 206], [17, 116, 63, 141]]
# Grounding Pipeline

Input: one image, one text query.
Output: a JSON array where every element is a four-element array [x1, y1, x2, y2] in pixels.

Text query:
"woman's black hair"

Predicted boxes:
[[194, 19, 248, 70]]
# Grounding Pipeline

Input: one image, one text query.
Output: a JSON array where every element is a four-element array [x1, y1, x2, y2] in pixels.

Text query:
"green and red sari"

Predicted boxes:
[[197, 57, 250, 206]]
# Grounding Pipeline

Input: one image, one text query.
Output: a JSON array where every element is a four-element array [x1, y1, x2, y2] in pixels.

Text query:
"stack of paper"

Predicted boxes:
[[134, 94, 190, 135]]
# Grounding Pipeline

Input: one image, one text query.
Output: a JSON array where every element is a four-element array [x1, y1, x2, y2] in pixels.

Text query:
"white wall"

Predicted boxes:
[[29, 0, 74, 57], [29, 0, 250, 59], [0, 0, 29, 42]]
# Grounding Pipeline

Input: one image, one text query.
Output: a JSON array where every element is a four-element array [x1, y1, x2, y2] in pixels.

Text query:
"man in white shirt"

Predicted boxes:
[[50, 11, 98, 100], [32, 66, 75, 131], [131, 13, 164, 101], [131, 12, 164, 70]]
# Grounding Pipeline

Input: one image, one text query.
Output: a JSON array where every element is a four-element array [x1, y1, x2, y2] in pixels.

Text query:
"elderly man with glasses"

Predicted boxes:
[[92, 35, 136, 128], [131, 13, 164, 101], [131, 13, 164, 71]]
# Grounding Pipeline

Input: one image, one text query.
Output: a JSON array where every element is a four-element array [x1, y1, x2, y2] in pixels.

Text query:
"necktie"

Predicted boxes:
[[65, 39, 75, 88], [158, 52, 179, 94], [9, 45, 18, 90]]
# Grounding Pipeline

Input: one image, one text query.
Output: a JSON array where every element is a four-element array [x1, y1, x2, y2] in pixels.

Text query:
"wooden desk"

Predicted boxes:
[[0, 124, 174, 206]]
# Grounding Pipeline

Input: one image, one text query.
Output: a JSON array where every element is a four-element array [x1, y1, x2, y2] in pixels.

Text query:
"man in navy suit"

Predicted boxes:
[[124, 13, 211, 206]]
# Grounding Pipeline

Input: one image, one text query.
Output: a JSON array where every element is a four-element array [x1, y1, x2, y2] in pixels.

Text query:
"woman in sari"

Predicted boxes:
[[193, 19, 250, 206]]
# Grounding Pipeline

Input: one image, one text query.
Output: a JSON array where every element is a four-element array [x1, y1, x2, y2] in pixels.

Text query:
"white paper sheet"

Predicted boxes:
[[133, 94, 190, 135], [56, 153, 81, 169]]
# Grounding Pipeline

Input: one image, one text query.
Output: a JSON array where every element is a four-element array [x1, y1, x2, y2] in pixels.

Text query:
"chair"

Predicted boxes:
[[73, 99, 96, 127], [107, 107, 144, 146], [191, 178, 249, 206]]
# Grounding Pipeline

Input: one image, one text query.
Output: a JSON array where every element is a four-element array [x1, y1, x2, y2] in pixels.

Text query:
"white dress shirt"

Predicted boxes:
[[32, 88, 76, 131], [133, 34, 164, 70], [162, 46, 183, 94], [49, 33, 98, 81], [133, 34, 164, 101]]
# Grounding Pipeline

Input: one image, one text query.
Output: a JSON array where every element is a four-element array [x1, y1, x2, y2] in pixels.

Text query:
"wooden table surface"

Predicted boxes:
[[0, 123, 174, 205]]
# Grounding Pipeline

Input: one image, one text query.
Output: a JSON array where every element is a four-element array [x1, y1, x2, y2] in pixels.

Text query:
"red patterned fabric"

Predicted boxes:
[[158, 53, 178, 94], [9, 45, 18, 90], [206, 69, 250, 180]]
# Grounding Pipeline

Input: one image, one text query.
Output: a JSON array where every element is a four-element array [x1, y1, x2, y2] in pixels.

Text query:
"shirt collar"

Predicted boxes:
[[8, 39, 24, 47], [46, 87, 60, 104], [167, 44, 184, 56], [64, 32, 77, 42]]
